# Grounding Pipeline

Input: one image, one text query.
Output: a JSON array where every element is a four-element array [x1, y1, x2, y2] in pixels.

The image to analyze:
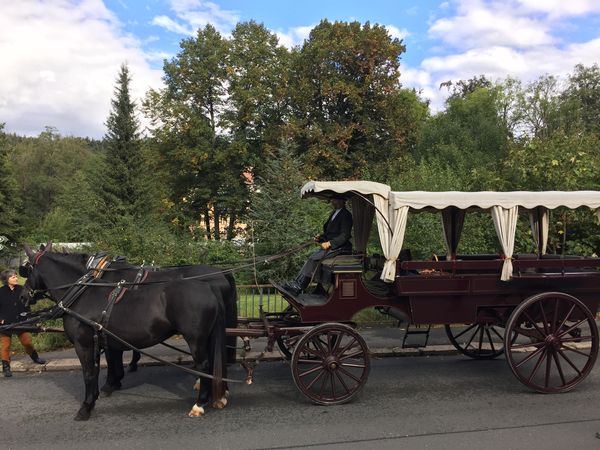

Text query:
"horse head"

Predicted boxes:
[[20, 242, 88, 306]]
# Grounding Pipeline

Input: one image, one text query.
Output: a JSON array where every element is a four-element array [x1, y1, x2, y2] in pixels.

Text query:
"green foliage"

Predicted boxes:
[[248, 145, 328, 282]]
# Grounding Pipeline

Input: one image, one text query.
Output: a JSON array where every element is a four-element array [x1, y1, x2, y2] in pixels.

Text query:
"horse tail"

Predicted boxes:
[[210, 304, 226, 405], [224, 273, 238, 365]]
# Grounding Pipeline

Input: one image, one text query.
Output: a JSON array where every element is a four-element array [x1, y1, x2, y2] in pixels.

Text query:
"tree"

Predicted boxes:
[[144, 25, 237, 240], [103, 63, 151, 220], [0, 123, 21, 249], [289, 20, 407, 179], [562, 64, 600, 136]]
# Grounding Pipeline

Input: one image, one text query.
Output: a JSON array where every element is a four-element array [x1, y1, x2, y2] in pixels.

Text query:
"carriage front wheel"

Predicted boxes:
[[504, 292, 599, 393], [291, 323, 370, 405]]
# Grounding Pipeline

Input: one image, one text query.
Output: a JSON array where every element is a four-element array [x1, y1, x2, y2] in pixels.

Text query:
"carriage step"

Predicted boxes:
[[402, 324, 431, 349]]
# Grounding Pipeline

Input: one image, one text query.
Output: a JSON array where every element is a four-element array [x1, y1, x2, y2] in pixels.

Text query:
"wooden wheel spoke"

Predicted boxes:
[[544, 349, 552, 388], [477, 326, 485, 351], [551, 350, 567, 386], [557, 318, 588, 340], [304, 368, 326, 390], [490, 326, 504, 341], [464, 326, 479, 349], [510, 341, 544, 350], [313, 336, 329, 355], [556, 348, 583, 376], [527, 348, 548, 383], [340, 362, 366, 369], [334, 370, 351, 395], [559, 345, 591, 358], [539, 301, 550, 335], [318, 371, 329, 398], [298, 364, 325, 378], [453, 323, 478, 340], [515, 345, 545, 368], [523, 311, 546, 337], [552, 298, 559, 333], [339, 349, 364, 362], [330, 370, 336, 399], [560, 335, 593, 343], [302, 345, 325, 359], [485, 327, 496, 352], [337, 365, 362, 384], [337, 338, 359, 356], [555, 304, 577, 335], [297, 358, 323, 365], [331, 331, 343, 355]]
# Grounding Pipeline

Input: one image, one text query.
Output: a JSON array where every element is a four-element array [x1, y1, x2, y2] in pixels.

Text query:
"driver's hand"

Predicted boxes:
[[321, 241, 332, 250]]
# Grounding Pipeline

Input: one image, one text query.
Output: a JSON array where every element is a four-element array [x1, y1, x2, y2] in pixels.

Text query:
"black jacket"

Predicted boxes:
[[320, 207, 353, 251], [0, 285, 27, 326]]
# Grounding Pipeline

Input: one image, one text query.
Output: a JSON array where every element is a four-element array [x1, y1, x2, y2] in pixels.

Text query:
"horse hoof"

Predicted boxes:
[[100, 384, 120, 397], [213, 390, 229, 409], [188, 404, 205, 417], [74, 408, 91, 421]]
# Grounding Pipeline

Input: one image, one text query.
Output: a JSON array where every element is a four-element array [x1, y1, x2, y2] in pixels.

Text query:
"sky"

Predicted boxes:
[[2, 0, 600, 139]]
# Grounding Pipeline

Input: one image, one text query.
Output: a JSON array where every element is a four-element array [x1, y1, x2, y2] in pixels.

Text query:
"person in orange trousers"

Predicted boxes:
[[0, 269, 46, 377]]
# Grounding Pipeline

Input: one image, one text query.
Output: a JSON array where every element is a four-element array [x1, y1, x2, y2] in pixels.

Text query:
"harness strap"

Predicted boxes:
[[56, 302, 245, 383]]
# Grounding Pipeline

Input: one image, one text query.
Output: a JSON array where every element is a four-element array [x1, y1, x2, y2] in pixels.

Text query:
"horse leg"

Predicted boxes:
[[101, 347, 124, 397], [128, 350, 141, 372], [187, 346, 209, 417], [73, 342, 100, 421]]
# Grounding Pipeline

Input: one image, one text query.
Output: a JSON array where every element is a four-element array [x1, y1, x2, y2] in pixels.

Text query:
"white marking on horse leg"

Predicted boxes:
[[213, 390, 229, 409], [188, 403, 205, 417], [193, 377, 201, 391]]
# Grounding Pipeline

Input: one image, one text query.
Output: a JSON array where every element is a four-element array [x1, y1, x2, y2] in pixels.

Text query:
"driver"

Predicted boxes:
[[0, 269, 47, 377], [285, 194, 353, 295]]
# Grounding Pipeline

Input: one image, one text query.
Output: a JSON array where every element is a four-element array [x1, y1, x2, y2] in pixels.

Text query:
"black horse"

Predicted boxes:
[[21, 243, 237, 420]]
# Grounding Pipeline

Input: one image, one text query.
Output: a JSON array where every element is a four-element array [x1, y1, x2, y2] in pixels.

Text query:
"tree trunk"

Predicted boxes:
[[213, 204, 220, 241], [204, 207, 211, 240], [227, 210, 236, 240]]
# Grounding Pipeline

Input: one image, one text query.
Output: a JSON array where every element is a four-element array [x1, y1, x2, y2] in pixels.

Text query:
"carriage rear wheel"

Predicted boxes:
[[504, 292, 599, 393], [291, 323, 370, 405], [445, 323, 506, 359], [277, 334, 300, 360]]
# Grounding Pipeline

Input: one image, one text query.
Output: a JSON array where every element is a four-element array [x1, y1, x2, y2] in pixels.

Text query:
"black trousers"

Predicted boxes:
[[297, 247, 348, 288]]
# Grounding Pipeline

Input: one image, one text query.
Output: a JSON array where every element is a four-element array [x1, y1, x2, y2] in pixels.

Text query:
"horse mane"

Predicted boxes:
[[45, 251, 89, 272]]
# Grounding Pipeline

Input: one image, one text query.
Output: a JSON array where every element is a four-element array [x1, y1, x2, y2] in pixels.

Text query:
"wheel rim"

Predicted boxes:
[[504, 292, 599, 393], [277, 334, 300, 360], [445, 323, 506, 359], [291, 323, 370, 405]]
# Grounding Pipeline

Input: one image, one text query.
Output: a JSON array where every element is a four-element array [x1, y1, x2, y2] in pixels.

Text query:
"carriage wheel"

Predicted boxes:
[[445, 323, 506, 359], [291, 323, 370, 405], [504, 292, 599, 393]]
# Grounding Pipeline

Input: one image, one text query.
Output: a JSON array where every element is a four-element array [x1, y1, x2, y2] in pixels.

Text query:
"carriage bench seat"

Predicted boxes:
[[321, 255, 364, 273]]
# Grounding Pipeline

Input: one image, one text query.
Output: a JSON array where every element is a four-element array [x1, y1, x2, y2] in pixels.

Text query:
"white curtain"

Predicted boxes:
[[528, 207, 549, 255], [441, 207, 465, 260], [381, 205, 410, 282], [492, 206, 519, 281]]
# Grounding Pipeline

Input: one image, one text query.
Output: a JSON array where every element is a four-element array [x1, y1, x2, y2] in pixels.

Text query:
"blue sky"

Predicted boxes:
[[2, 0, 600, 138]]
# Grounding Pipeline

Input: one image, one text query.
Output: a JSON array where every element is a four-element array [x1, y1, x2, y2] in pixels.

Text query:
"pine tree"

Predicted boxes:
[[103, 63, 145, 219]]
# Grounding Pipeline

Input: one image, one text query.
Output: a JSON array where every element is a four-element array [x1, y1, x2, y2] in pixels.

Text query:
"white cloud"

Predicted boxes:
[[275, 25, 314, 48], [0, 0, 163, 138], [386, 25, 410, 41], [153, 0, 240, 35], [151, 15, 193, 35], [402, 0, 600, 110]]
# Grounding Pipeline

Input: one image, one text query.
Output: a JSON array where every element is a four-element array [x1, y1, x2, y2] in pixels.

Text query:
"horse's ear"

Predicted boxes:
[[24, 244, 35, 259], [46, 241, 53, 252]]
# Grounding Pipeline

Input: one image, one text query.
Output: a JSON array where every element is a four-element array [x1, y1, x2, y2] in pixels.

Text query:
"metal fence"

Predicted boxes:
[[236, 284, 289, 318]]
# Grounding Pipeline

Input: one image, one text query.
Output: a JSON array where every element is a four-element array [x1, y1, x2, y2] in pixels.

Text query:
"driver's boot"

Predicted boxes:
[[2, 360, 12, 377], [30, 351, 46, 365]]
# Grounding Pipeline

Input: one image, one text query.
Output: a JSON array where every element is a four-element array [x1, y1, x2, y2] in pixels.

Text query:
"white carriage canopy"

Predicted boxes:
[[301, 183, 600, 282], [387, 191, 600, 282]]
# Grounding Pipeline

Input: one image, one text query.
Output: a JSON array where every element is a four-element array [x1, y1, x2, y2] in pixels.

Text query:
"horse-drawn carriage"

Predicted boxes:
[[11, 180, 600, 418]]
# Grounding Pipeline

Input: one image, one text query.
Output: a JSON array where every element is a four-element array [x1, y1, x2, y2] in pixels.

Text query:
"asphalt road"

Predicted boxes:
[[2, 355, 600, 449]]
